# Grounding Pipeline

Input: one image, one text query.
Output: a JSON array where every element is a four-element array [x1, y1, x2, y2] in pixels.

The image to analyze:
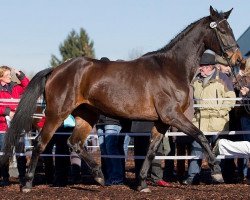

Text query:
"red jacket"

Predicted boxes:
[[0, 72, 30, 132]]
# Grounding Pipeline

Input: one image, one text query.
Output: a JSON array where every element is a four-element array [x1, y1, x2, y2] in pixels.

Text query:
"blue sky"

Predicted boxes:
[[0, 0, 249, 74]]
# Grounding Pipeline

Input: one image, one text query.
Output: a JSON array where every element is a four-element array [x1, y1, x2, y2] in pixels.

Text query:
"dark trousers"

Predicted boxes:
[[0, 164, 9, 181], [43, 129, 71, 184], [0, 135, 26, 182], [134, 136, 149, 181], [131, 121, 153, 182], [134, 136, 167, 183], [164, 137, 176, 180]]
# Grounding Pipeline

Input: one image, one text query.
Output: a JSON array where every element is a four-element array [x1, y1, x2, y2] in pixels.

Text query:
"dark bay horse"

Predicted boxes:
[[1, 6, 244, 192]]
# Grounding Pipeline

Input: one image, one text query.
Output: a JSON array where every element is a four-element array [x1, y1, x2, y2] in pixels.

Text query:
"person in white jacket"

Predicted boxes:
[[215, 139, 250, 157], [213, 138, 250, 184]]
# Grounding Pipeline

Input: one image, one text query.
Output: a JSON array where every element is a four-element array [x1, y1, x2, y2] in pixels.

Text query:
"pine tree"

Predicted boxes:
[[50, 28, 95, 67]]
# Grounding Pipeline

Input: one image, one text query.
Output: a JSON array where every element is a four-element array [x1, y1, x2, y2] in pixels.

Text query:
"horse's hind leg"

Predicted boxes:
[[138, 122, 167, 192], [22, 117, 63, 193], [67, 109, 104, 185]]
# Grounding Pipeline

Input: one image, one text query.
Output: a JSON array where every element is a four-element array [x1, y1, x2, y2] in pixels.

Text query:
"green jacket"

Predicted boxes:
[[192, 69, 236, 132]]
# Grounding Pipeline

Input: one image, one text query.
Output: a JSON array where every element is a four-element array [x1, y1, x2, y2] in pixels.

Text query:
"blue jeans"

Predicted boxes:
[[123, 134, 130, 159], [240, 116, 250, 178], [97, 124, 125, 184], [187, 140, 202, 181]]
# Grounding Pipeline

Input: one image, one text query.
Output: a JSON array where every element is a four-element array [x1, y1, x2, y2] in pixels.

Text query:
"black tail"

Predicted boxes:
[[0, 67, 53, 165]]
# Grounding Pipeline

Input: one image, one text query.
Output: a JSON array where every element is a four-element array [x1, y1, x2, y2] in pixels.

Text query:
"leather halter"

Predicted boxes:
[[211, 19, 238, 58], [210, 19, 250, 113]]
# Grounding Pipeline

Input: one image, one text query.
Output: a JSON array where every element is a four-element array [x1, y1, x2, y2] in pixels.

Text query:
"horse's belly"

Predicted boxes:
[[90, 99, 158, 121]]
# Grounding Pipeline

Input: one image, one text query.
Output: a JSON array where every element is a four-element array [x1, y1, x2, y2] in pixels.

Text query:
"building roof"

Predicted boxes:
[[237, 26, 250, 57]]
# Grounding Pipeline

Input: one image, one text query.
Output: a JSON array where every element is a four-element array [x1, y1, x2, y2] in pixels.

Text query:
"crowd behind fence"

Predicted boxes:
[[0, 98, 249, 160]]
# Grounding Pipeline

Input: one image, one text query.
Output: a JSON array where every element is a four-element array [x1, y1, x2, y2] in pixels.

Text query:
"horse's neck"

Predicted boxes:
[[167, 22, 208, 82]]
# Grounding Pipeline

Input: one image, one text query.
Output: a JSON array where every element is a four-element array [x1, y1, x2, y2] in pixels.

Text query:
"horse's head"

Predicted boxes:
[[204, 6, 244, 67]]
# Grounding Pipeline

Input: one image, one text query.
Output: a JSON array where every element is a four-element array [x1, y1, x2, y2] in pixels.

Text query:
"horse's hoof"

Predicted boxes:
[[140, 187, 151, 193], [20, 186, 31, 193], [211, 173, 224, 183], [94, 177, 105, 186]]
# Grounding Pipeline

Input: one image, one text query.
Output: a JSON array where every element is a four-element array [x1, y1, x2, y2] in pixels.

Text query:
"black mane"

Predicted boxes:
[[143, 17, 207, 57]]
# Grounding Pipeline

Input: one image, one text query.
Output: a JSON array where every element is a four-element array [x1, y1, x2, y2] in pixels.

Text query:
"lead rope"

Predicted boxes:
[[223, 55, 250, 115]]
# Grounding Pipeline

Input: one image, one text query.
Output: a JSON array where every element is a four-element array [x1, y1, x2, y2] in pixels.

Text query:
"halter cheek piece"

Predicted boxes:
[[210, 19, 238, 57], [209, 19, 240, 85]]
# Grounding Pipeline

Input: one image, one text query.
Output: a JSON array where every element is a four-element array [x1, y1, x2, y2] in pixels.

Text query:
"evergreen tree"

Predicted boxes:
[[50, 28, 95, 67]]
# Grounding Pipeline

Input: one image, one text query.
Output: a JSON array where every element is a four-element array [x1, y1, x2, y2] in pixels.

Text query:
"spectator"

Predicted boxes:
[[0, 66, 29, 187], [213, 139, 250, 157], [132, 121, 171, 187], [215, 54, 242, 183], [213, 138, 250, 185], [96, 114, 129, 185], [233, 57, 250, 183], [215, 55, 232, 77], [183, 50, 236, 185]]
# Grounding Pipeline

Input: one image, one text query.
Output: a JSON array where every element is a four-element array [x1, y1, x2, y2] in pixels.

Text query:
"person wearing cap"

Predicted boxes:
[[215, 55, 232, 77], [182, 50, 236, 185]]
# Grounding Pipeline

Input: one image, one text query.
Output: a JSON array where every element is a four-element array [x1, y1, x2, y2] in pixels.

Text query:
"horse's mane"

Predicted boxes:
[[143, 17, 207, 57], [143, 10, 226, 57]]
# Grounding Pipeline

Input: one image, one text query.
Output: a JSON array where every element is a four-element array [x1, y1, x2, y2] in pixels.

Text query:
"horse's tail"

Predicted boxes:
[[0, 67, 53, 165]]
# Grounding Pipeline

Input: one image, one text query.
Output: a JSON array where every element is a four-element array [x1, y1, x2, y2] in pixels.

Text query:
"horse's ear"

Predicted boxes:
[[209, 6, 219, 20], [223, 8, 233, 19]]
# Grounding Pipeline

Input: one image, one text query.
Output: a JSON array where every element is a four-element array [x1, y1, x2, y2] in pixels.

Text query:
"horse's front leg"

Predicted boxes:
[[138, 124, 165, 192]]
